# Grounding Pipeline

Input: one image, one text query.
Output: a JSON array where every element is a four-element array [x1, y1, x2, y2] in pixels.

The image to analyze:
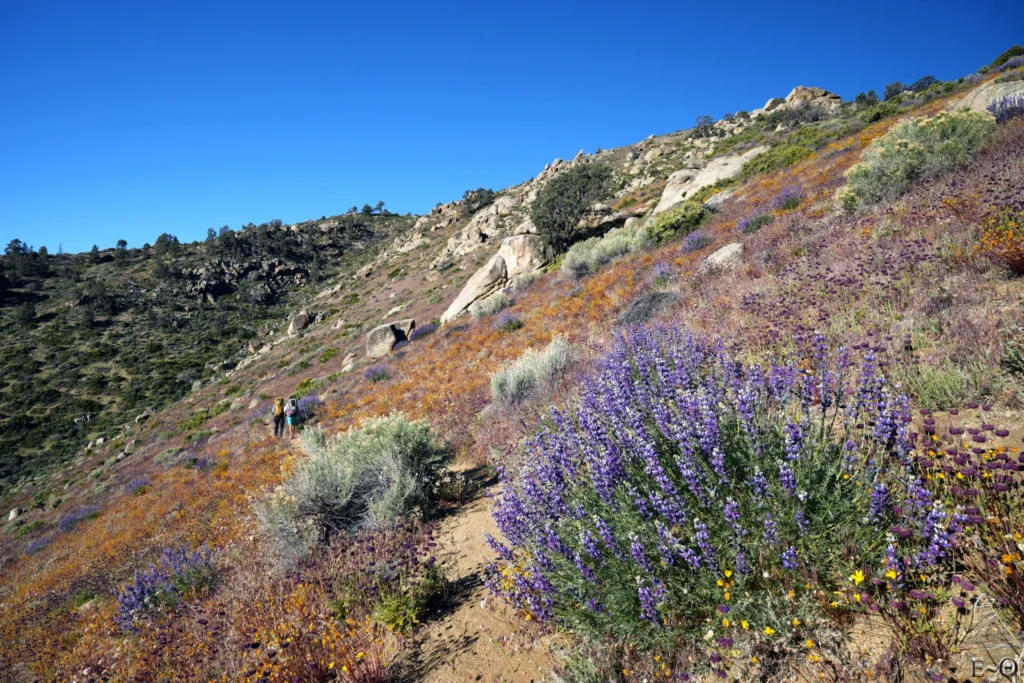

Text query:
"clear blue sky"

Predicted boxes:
[[0, 1, 1019, 254]]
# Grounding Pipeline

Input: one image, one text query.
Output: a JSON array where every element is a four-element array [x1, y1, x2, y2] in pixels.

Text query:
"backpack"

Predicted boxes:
[[285, 398, 298, 416], [274, 399, 285, 417]]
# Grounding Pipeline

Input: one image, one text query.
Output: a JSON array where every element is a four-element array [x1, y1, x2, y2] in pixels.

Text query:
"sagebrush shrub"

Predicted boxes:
[[840, 110, 996, 210], [486, 328, 961, 665], [470, 291, 511, 318], [490, 337, 570, 407], [254, 414, 449, 562], [646, 202, 706, 244], [562, 224, 651, 279]]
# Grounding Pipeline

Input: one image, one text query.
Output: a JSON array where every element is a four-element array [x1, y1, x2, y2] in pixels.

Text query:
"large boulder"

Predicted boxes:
[[784, 85, 843, 112], [287, 312, 312, 336], [366, 319, 416, 359], [497, 234, 549, 279], [8, 508, 21, 522], [440, 254, 508, 324], [651, 146, 768, 216], [701, 243, 744, 273], [959, 79, 1024, 114]]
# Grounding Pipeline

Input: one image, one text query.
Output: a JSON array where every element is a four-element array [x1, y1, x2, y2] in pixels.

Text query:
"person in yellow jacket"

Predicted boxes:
[[272, 397, 286, 438]]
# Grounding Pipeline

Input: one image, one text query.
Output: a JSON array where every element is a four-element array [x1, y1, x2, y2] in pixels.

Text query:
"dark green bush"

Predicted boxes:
[[531, 164, 614, 253], [646, 201, 707, 243]]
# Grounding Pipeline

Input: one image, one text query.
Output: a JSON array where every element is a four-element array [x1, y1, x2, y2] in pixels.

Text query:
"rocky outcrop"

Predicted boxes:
[[439, 233, 551, 323], [959, 79, 1024, 113], [651, 146, 768, 216], [783, 86, 842, 112], [440, 254, 508, 324], [367, 319, 416, 359], [701, 243, 744, 273]]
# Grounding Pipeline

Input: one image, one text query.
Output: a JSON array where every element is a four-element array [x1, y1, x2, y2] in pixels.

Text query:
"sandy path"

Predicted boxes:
[[399, 481, 553, 682]]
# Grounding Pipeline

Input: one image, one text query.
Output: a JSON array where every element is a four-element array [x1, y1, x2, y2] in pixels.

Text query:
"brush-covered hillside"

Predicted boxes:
[[1, 46, 1024, 683]]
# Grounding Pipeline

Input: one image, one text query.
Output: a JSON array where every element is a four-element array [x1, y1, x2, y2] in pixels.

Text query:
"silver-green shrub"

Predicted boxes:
[[254, 414, 448, 564], [470, 291, 511, 318], [840, 109, 996, 209], [561, 225, 651, 280], [490, 337, 570, 407]]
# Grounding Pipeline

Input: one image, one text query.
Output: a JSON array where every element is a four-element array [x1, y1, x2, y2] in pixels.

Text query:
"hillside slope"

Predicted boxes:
[[2, 51, 1024, 682]]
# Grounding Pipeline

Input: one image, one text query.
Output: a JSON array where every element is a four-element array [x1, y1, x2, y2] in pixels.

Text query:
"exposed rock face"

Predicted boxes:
[[701, 243, 744, 273], [440, 254, 508, 324], [959, 79, 1024, 113], [497, 234, 549, 279], [366, 319, 416, 359], [287, 312, 312, 336], [651, 146, 768, 216]]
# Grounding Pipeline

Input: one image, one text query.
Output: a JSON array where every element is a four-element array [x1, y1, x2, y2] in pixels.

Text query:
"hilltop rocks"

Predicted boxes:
[[783, 86, 843, 112], [288, 312, 313, 336], [652, 146, 768, 216], [367, 319, 416, 359], [701, 242, 744, 273], [959, 79, 1024, 113]]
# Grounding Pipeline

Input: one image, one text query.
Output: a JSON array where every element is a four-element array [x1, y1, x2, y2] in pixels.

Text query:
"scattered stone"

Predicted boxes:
[[701, 242, 744, 273], [123, 439, 139, 455], [191, 380, 203, 392], [8, 508, 21, 522]]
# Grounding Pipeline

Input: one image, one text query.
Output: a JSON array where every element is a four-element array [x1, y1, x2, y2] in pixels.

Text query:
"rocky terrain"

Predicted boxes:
[[1, 45, 1024, 683]]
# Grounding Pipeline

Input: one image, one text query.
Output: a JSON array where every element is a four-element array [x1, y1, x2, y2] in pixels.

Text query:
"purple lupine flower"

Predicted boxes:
[[782, 546, 799, 570], [869, 483, 889, 524], [638, 578, 667, 624], [778, 463, 797, 497], [762, 513, 778, 545]]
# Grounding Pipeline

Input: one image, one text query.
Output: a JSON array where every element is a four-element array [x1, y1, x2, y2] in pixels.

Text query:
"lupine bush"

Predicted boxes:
[[297, 394, 322, 422], [127, 477, 149, 495], [562, 224, 651, 279], [116, 545, 216, 630], [254, 414, 449, 563], [58, 505, 101, 532], [840, 110, 996, 209], [682, 230, 711, 253], [490, 337, 571, 408], [988, 94, 1024, 124], [647, 261, 674, 288], [364, 364, 390, 383], [494, 311, 524, 333], [486, 328, 962, 675], [770, 185, 804, 212], [470, 291, 511, 318], [646, 202, 706, 244]]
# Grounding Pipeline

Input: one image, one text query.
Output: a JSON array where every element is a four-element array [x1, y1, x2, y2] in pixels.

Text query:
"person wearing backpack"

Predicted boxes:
[[284, 396, 298, 439], [272, 397, 286, 438]]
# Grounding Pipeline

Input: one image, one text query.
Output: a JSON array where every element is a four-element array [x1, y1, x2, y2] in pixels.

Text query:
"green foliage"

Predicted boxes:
[[645, 202, 707, 244], [742, 213, 775, 234], [740, 144, 814, 180], [253, 414, 450, 563], [840, 110, 996, 210], [318, 347, 339, 364], [992, 45, 1024, 68], [14, 520, 46, 537], [490, 338, 570, 407], [371, 562, 450, 633], [531, 164, 614, 253], [460, 187, 496, 216], [562, 224, 652, 279], [469, 292, 511, 319], [178, 402, 230, 433]]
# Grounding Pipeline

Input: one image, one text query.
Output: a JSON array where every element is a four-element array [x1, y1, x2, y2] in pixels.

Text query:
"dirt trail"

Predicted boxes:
[[399, 477, 553, 682]]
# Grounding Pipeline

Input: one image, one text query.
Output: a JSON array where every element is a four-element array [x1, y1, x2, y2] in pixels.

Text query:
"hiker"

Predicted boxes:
[[284, 396, 298, 439], [272, 397, 286, 438]]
